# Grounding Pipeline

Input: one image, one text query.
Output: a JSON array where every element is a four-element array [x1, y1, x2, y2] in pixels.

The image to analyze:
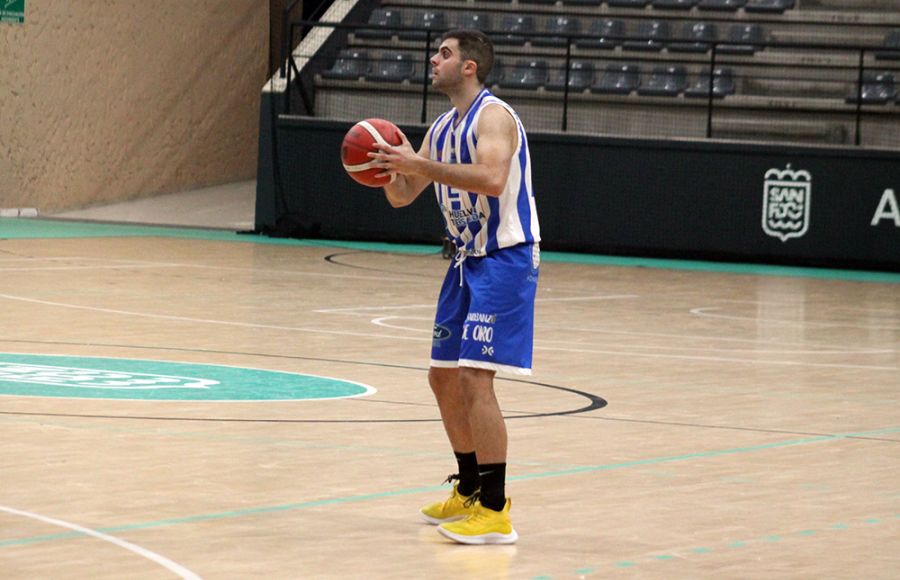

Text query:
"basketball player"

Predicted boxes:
[[369, 29, 540, 545]]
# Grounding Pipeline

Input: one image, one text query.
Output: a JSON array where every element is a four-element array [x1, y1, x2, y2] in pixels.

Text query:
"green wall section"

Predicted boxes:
[[1, 217, 898, 283]]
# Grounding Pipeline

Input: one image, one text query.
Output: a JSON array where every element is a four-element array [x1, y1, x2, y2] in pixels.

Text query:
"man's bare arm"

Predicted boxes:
[[371, 105, 518, 198], [379, 129, 434, 208]]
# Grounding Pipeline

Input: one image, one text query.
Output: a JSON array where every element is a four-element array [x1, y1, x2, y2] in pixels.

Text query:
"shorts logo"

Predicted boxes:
[[432, 324, 452, 341], [762, 164, 811, 242]]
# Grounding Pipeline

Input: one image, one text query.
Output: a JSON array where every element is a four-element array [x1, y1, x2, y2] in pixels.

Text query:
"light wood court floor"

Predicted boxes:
[[0, 223, 898, 579]]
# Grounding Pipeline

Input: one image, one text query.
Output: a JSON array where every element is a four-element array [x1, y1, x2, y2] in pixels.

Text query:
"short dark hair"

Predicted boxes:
[[441, 29, 494, 85]]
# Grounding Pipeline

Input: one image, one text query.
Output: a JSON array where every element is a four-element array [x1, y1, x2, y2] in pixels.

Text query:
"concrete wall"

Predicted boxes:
[[0, 0, 267, 212]]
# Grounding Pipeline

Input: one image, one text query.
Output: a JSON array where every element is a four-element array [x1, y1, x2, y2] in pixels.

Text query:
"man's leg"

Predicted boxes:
[[419, 367, 480, 525], [458, 367, 507, 511], [428, 367, 474, 453], [437, 366, 517, 544], [457, 367, 506, 464]]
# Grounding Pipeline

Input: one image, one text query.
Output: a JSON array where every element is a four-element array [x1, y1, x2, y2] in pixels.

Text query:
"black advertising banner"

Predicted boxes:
[[260, 118, 899, 270], [529, 135, 898, 269]]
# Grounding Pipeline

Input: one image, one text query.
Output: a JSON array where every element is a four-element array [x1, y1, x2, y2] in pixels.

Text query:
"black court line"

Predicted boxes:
[[0, 339, 606, 423], [2, 339, 898, 443], [323, 251, 440, 279]]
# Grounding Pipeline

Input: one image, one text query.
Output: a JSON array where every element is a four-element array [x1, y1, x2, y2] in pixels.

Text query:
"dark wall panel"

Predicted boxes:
[[256, 116, 900, 270]]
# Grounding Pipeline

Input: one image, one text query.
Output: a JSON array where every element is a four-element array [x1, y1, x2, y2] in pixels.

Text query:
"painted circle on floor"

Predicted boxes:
[[0, 354, 376, 401]]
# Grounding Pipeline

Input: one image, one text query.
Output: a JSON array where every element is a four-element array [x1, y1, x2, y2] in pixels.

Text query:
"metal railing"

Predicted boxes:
[[278, 19, 900, 146]]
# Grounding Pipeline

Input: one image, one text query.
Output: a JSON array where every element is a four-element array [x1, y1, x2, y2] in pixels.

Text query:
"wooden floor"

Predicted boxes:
[[0, 230, 897, 579]]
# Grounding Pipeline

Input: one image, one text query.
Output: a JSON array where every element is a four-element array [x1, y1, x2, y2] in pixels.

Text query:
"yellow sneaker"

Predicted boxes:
[[420, 483, 476, 525], [438, 498, 518, 545]]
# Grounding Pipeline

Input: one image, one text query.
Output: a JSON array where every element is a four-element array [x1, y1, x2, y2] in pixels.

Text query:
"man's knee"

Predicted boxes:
[[458, 367, 496, 396], [428, 366, 458, 392]]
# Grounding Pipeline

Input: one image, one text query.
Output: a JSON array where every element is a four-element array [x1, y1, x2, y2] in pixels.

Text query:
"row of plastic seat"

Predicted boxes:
[[322, 50, 736, 96], [359, 10, 768, 54], [476, 0, 794, 12], [494, 61, 737, 97], [321, 50, 898, 104]]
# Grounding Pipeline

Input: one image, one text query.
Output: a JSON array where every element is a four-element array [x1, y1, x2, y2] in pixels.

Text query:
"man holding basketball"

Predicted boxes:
[[369, 29, 540, 545]]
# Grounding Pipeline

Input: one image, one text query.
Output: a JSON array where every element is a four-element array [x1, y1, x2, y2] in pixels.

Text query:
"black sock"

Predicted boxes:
[[454, 451, 479, 496], [477, 462, 507, 511]]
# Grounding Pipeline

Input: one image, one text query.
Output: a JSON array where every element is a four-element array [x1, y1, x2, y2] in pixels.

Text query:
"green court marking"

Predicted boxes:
[[615, 561, 637, 568], [0, 353, 374, 401], [2, 218, 898, 283], [561, 513, 894, 577], [1, 425, 896, 549]]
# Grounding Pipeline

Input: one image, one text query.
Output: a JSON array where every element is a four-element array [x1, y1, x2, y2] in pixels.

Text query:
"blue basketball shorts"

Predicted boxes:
[[430, 243, 540, 376]]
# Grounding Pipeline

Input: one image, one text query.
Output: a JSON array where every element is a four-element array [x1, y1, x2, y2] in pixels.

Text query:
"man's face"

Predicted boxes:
[[430, 38, 468, 92]]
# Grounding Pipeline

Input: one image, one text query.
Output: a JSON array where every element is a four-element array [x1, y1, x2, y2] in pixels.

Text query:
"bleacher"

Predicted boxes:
[[299, 0, 900, 148]]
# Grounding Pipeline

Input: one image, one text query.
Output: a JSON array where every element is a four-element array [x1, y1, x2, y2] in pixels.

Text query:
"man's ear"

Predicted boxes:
[[463, 60, 478, 79]]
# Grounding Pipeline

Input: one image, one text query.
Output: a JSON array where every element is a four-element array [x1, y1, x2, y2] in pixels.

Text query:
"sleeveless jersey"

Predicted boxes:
[[428, 89, 540, 257]]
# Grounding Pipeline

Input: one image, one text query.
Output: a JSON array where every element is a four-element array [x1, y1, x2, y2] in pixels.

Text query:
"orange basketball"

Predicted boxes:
[[341, 119, 403, 188]]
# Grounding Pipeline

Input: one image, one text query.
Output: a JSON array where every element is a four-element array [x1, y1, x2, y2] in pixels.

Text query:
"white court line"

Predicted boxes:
[[370, 316, 892, 356], [0, 293, 893, 371], [0, 264, 183, 273], [533, 344, 897, 371], [318, 294, 637, 315], [316, 303, 436, 314], [0, 505, 201, 579], [0, 293, 430, 344], [0, 256, 425, 283], [691, 307, 900, 331], [535, 324, 894, 353]]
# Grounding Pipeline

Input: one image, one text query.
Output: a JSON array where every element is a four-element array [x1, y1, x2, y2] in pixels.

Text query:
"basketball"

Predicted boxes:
[[341, 118, 403, 187]]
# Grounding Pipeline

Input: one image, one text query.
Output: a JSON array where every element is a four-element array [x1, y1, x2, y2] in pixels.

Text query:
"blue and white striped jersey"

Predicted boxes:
[[428, 89, 541, 256]]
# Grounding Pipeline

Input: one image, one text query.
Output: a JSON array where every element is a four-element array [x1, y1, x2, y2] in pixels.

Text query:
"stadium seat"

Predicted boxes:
[[534, 16, 581, 48], [669, 22, 717, 53], [638, 65, 688, 96], [546, 60, 595, 92], [356, 8, 402, 39], [455, 12, 492, 33], [399, 11, 447, 41], [684, 67, 736, 98], [592, 63, 641, 95], [718, 23, 765, 54], [623, 21, 671, 52], [608, 0, 651, 6], [576, 19, 625, 50], [365, 52, 416, 83], [698, 0, 746, 11], [846, 72, 897, 104], [485, 59, 506, 87], [562, 0, 603, 5], [321, 50, 370, 81], [520, 0, 558, 4], [875, 30, 900, 61], [493, 15, 536, 46], [745, 0, 795, 13], [652, 0, 699, 10], [498, 60, 550, 90]]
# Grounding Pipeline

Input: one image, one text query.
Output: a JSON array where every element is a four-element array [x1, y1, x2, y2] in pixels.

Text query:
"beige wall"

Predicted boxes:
[[0, 0, 267, 212]]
